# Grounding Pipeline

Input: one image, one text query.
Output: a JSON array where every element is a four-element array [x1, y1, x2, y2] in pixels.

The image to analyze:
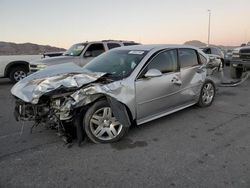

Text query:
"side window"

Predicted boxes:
[[211, 48, 219, 56], [179, 49, 199, 68], [203, 48, 211, 54], [84, 43, 105, 57], [147, 50, 178, 74], [199, 53, 208, 64], [107, 43, 121, 50]]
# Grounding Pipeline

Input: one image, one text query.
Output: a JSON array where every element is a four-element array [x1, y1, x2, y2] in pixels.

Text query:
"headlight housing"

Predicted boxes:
[[36, 64, 47, 69]]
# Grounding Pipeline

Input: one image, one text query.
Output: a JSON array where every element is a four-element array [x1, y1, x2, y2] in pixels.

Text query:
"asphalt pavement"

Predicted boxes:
[[0, 68, 250, 188]]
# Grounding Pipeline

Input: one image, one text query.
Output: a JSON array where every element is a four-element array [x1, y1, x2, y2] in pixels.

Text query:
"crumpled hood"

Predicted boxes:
[[31, 55, 79, 65], [11, 63, 106, 104]]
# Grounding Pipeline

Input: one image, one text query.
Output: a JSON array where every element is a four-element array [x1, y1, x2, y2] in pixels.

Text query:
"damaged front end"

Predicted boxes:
[[14, 91, 76, 127], [14, 90, 84, 144], [11, 63, 132, 144]]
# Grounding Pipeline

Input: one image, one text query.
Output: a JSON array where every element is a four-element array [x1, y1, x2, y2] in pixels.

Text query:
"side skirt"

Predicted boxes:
[[136, 102, 196, 125]]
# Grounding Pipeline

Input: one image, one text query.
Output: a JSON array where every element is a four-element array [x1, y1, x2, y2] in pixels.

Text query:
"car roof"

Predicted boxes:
[[113, 44, 199, 51], [200, 46, 221, 50], [76, 40, 137, 44]]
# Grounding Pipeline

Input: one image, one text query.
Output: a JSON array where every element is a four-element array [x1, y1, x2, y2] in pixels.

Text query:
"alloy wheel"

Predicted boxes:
[[202, 83, 215, 105], [14, 70, 26, 81], [89, 107, 123, 141]]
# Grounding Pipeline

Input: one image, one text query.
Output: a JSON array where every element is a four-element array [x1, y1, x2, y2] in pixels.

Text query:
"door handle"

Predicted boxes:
[[171, 77, 182, 86]]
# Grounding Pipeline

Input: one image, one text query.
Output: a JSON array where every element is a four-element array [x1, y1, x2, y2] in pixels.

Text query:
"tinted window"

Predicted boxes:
[[179, 49, 199, 68], [199, 53, 207, 64], [107, 43, 121, 49], [85, 43, 105, 57], [202, 48, 211, 54], [147, 50, 178, 73], [123, 43, 139, 46]]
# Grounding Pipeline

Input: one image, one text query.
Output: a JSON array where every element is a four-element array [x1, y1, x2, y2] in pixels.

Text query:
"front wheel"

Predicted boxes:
[[84, 100, 129, 143], [9, 66, 28, 83], [197, 80, 216, 107]]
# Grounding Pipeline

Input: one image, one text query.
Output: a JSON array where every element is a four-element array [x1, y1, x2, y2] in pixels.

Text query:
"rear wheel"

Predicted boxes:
[[84, 100, 129, 143], [198, 81, 215, 107], [9, 66, 28, 83]]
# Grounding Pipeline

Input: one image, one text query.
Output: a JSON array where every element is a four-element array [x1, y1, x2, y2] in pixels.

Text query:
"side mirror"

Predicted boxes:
[[144, 69, 162, 78], [84, 51, 92, 57]]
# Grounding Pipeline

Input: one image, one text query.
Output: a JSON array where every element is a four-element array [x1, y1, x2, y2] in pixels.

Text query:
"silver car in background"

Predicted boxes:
[[12, 45, 216, 144], [200, 46, 225, 67]]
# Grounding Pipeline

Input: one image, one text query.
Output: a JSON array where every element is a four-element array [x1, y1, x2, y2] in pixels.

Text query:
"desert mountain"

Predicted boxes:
[[184, 40, 238, 50], [0, 41, 66, 55]]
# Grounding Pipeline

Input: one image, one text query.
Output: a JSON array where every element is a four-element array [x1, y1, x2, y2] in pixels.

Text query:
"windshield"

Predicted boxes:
[[84, 50, 148, 79], [247, 42, 250, 46], [63, 43, 86, 56]]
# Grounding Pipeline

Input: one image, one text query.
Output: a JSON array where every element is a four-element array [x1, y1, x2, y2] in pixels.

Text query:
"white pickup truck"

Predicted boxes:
[[0, 55, 42, 82]]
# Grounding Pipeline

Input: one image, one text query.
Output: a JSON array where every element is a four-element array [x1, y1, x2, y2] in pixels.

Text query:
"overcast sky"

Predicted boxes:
[[0, 0, 249, 48]]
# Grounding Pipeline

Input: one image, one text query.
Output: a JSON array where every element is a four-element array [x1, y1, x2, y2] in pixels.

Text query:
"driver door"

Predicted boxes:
[[135, 49, 182, 123]]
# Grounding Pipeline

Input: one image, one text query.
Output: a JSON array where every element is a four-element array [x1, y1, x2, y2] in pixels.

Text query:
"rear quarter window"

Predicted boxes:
[[179, 49, 199, 68], [199, 53, 208, 64]]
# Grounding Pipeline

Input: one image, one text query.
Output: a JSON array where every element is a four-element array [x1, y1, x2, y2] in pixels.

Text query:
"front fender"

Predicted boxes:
[[107, 97, 131, 127]]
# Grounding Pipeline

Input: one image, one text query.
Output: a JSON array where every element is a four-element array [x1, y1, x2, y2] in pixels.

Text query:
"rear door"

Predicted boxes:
[[135, 49, 182, 122], [178, 48, 203, 103]]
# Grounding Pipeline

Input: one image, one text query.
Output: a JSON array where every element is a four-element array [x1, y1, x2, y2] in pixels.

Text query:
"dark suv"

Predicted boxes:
[[230, 42, 250, 78]]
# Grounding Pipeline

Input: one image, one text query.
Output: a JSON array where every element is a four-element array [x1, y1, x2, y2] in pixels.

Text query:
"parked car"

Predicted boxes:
[[29, 40, 140, 73], [0, 55, 42, 82], [200, 46, 225, 67], [12, 45, 216, 144], [230, 41, 250, 78]]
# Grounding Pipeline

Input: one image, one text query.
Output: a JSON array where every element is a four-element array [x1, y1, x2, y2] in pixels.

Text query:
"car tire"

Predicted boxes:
[[9, 66, 28, 83], [84, 100, 129, 143], [197, 80, 216, 107]]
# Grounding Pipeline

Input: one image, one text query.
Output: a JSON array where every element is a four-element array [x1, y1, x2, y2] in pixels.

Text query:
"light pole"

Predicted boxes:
[[207, 9, 211, 46]]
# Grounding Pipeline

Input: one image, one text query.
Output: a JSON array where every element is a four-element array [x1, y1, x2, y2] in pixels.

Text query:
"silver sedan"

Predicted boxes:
[[12, 45, 216, 144]]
